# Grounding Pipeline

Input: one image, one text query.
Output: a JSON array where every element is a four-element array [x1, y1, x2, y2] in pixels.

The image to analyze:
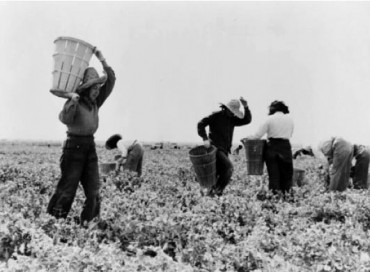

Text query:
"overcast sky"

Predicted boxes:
[[1, 1, 370, 147]]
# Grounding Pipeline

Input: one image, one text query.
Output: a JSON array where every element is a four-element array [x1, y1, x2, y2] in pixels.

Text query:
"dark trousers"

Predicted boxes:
[[47, 136, 101, 222], [122, 143, 144, 177], [213, 150, 233, 194], [353, 147, 370, 189], [264, 139, 293, 194]]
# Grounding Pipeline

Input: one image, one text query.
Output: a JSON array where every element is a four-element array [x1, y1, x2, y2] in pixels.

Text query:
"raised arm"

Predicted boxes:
[[233, 97, 252, 126], [95, 49, 116, 108]]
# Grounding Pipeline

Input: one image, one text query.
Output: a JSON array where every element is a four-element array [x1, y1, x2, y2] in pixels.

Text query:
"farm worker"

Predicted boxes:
[[47, 48, 116, 223], [197, 97, 252, 196], [105, 134, 145, 177], [246, 101, 294, 194], [293, 146, 314, 159], [318, 137, 370, 191]]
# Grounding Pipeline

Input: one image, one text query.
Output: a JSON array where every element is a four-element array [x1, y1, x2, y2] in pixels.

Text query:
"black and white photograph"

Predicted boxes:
[[1, 1, 370, 271]]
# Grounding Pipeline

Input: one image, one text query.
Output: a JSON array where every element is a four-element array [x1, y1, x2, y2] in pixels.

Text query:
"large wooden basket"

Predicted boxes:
[[189, 145, 217, 188], [50, 37, 95, 97]]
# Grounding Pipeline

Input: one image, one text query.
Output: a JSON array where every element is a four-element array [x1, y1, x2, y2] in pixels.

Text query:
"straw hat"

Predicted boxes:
[[77, 67, 107, 92], [221, 99, 244, 119]]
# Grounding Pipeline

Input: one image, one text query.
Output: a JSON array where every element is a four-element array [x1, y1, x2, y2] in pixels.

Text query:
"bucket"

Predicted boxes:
[[241, 139, 266, 175], [50, 37, 95, 96], [99, 162, 116, 176], [189, 145, 217, 188], [293, 168, 305, 187]]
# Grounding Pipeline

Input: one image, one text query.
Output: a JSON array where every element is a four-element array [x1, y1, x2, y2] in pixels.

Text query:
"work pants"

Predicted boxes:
[[47, 135, 100, 223], [213, 150, 233, 195], [264, 139, 293, 194]]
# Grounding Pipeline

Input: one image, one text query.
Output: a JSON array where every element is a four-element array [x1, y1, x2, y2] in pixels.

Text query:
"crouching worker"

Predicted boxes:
[[105, 134, 144, 177], [47, 49, 116, 223], [318, 137, 370, 191], [197, 97, 252, 196]]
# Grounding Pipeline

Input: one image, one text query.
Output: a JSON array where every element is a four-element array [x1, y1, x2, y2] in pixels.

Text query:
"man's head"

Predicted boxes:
[[221, 99, 244, 119], [105, 134, 122, 150], [268, 100, 289, 115], [318, 137, 335, 163], [88, 84, 100, 101], [77, 67, 107, 101]]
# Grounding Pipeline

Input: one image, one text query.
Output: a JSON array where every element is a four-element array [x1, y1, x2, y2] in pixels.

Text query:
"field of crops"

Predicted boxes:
[[1, 141, 370, 272]]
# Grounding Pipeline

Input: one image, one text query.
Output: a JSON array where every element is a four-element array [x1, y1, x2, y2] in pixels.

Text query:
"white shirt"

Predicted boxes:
[[250, 112, 294, 139], [117, 139, 139, 157]]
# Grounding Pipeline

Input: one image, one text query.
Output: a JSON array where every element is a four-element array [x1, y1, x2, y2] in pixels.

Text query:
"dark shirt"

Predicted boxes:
[[59, 66, 116, 136], [197, 107, 252, 153]]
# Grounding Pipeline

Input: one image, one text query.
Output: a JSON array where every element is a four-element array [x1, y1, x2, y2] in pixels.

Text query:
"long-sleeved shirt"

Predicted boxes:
[[249, 112, 294, 140], [59, 66, 116, 136], [197, 107, 252, 153]]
